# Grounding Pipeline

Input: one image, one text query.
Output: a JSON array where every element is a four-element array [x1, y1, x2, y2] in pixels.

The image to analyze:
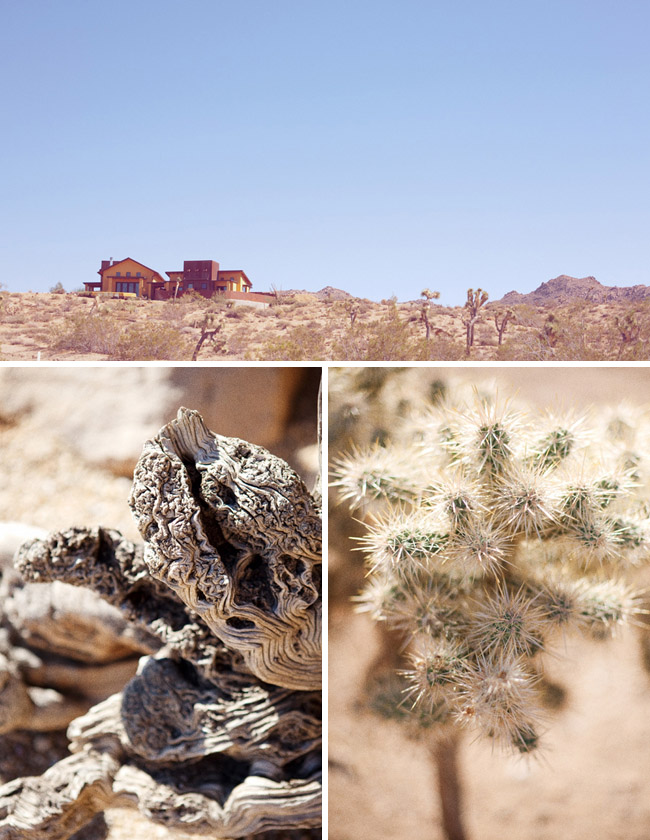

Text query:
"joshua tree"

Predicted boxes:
[[192, 310, 225, 360], [540, 312, 560, 351], [493, 307, 515, 346], [462, 288, 488, 354], [420, 289, 441, 341], [344, 299, 360, 327], [332, 376, 650, 840]]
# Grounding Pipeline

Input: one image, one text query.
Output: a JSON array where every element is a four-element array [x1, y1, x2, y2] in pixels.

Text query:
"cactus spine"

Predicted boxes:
[[332, 379, 650, 756]]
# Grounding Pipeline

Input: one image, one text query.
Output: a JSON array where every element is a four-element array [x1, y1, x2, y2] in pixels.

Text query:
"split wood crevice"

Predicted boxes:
[[0, 408, 322, 839]]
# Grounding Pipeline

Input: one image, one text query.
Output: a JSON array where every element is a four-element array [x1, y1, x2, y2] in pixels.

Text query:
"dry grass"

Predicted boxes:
[[0, 292, 648, 361]]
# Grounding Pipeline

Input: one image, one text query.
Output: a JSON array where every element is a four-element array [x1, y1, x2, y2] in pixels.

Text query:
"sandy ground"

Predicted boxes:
[[0, 291, 645, 361], [328, 366, 650, 840]]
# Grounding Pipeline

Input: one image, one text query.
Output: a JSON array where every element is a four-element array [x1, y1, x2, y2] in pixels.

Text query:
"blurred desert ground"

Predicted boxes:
[[329, 366, 650, 840], [0, 365, 320, 840]]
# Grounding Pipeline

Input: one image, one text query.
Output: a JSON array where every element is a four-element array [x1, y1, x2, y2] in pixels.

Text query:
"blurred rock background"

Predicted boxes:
[[0, 366, 320, 545]]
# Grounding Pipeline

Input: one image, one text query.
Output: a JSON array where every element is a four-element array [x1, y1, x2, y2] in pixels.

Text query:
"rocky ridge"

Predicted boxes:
[[498, 275, 650, 306]]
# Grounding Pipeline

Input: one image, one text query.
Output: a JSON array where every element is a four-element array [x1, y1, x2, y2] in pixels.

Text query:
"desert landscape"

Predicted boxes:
[[1, 275, 649, 361], [329, 367, 650, 840]]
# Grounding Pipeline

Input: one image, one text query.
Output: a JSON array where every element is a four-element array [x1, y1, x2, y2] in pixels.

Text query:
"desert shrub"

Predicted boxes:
[[49, 312, 122, 355], [510, 303, 542, 327], [610, 305, 650, 360], [332, 327, 425, 361], [330, 326, 373, 360], [617, 340, 650, 361], [495, 334, 548, 360], [49, 312, 190, 360], [226, 326, 252, 357], [2, 313, 29, 325], [225, 308, 246, 319], [30, 328, 52, 343], [49, 282, 66, 294], [180, 290, 210, 306], [550, 322, 608, 360], [252, 324, 327, 360], [276, 302, 297, 314], [293, 293, 318, 305], [158, 303, 186, 324], [110, 322, 191, 361], [332, 304, 429, 361], [112, 298, 138, 315], [496, 314, 604, 361], [361, 326, 425, 360], [423, 335, 466, 360]]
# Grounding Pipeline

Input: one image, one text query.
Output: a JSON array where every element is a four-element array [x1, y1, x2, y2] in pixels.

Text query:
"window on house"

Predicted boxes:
[[116, 281, 139, 296], [136, 272, 141, 277], [116, 272, 121, 277], [126, 272, 131, 277], [201, 282, 207, 289]]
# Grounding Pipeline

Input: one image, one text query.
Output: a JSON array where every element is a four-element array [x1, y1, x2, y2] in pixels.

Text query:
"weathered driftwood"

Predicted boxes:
[[0, 567, 152, 738], [0, 408, 322, 839], [129, 408, 321, 691]]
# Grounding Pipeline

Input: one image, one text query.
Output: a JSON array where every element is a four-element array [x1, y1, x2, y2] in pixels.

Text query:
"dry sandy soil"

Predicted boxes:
[[0, 367, 320, 839], [0, 291, 647, 361], [329, 367, 650, 840]]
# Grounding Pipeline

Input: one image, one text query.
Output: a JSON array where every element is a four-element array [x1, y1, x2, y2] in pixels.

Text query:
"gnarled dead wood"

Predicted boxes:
[[70, 656, 321, 768], [0, 408, 322, 838], [0, 567, 152, 737], [129, 408, 321, 691]]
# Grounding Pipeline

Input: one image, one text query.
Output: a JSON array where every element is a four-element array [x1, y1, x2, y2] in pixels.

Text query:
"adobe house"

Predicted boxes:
[[164, 260, 253, 299], [84, 258, 166, 298], [88, 257, 272, 304]]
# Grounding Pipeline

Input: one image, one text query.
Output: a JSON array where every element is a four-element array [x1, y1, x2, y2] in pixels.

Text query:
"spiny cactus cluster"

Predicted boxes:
[[332, 373, 650, 755]]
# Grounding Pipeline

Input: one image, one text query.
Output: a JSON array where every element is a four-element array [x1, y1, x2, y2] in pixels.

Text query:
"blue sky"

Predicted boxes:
[[2, 0, 649, 305]]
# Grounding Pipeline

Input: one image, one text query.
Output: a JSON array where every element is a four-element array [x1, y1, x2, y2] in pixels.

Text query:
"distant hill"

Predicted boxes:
[[279, 286, 352, 300], [497, 275, 650, 306]]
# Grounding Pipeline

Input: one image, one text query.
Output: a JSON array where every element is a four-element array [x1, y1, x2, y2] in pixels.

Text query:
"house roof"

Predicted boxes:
[[98, 258, 164, 281]]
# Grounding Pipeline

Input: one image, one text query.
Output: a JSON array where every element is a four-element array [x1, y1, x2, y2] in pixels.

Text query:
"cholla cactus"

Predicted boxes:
[[332, 381, 650, 757]]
